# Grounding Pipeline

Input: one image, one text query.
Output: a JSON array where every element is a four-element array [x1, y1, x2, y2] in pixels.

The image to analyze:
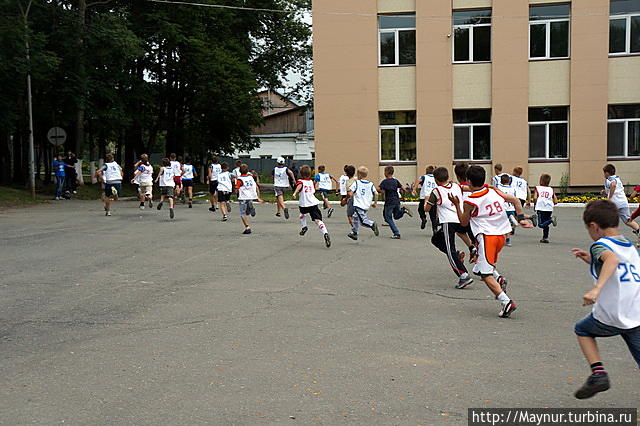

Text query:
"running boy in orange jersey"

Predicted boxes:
[[449, 166, 533, 318]]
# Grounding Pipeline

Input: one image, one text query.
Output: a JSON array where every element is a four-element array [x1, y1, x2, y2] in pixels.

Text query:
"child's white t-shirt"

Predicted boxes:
[[297, 179, 320, 207], [217, 171, 233, 193], [419, 174, 437, 200], [605, 175, 629, 208], [535, 186, 554, 211], [497, 184, 517, 212], [349, 180, 376, 210], [511, 176, 528, 201], [159, 167, 175, 187], [339, 174, 349, 196]]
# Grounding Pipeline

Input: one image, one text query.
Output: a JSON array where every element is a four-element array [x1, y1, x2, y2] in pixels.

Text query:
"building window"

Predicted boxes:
[[453, 9, 492, 63], [453, 109, 491, 161], [610, 0, 640, 54], [379, 15, 416, 66], [608, 104, 640, 158], [379, 111, 417, 162], [529, 4, 570, 60], [260, 155, 272, 159], [528, 107, 569, 160]]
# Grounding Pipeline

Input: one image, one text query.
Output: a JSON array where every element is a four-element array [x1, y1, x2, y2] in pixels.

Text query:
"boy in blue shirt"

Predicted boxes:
[[53, 154, 66, 200]]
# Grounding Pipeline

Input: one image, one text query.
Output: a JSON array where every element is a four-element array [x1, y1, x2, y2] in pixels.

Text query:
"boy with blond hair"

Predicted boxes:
[[347, 166, 379, 241]]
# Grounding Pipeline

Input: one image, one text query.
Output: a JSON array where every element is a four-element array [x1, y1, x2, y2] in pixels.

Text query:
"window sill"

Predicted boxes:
[[609, 53, 640, 58], [379, 161, 417, 166], [452, 160, 491, 165], [528, 57, 570, 62], [606, 157, 640, 161], [528, 158, 569, 163], [378, 64, 416, 68], [453, 61, 491, 65]]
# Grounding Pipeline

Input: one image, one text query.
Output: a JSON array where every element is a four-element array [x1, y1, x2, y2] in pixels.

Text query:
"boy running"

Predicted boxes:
[[534, 174, 558, 244], [181, 157, 197, 208], [208, 157, 222, 212], [571, 200, 640, 399], [491, 163, 510, 187], [454, 162, 478, 259], [155, 158, 176, 219], [341, 165, 356, 227], [379, 166, 412, 239], [96, 154, 123, 217], [217, 163, 234, 221], [347, 166, 379, 241], [169, 153, 182, 201], [449, 166, 533, 318], [273, 157, 295, 219], [425, 167, 473, 289], [236, 163, 264, 234], [314, 165, 338, 217], [602, 164, 640, 244], [511, 166, 531, 208], [413, 166, 438, 231], [292, 165, 331, 248], [131, 154, 153, 210], [497, 174, 518, 247]]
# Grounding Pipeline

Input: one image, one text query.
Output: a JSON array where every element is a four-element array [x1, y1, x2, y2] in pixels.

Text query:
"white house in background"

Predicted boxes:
[[236, 90, 315, 160]]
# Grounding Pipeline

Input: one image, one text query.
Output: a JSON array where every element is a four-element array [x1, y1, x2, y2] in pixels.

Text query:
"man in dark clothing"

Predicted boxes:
[[64, 151, 78, 193], [378, 165, 412, 239]]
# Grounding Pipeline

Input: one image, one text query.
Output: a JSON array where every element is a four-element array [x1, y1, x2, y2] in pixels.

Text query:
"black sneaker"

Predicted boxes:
[[284, 208, 289, 220], [372, 222, 379, 236], [420, 218, 427, 230], [347, 232, 358, 241], [275, 212, 281, 217], [209, 206, 216, 212], [540, 238, 549, 244], [169, 208, 174, 219], [574, 373, 610, 399], [499, 300, 517, 318], [327, 208, 334, 218], [222, 214, 228, 222], [188, 202, 192, 208], [497, 275, 508, 292], [402, 207, 413, 218], [391, 234, 401, 239], [455, 276, 474, 289], [157, 202, 163, 211], [299, 226, 308, 236], [242, 228, 252, 235], [324, 233, 331, 248]]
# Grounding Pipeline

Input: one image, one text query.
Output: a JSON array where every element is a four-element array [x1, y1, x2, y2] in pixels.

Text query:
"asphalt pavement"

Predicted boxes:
[[0, 200, 638, 424]]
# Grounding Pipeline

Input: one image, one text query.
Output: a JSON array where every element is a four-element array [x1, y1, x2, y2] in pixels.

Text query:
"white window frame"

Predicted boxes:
[[453, 123, 492, 161], [528, 120, 569, 160], [529, 18, 571, 60], [452, 22, 492, 63], [378, 27, 416, 67], [607, 118, 640, 158], [379, 125, 417, 162], [609, 14, 640, 55]]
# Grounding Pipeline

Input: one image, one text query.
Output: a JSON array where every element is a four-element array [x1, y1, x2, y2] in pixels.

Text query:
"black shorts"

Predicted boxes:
[[218, 191, 231, 202], [453, 223, 472, 234], [182, 179, 194, 187], [299, 205, 322, 221], [209, 181, 218, 194]]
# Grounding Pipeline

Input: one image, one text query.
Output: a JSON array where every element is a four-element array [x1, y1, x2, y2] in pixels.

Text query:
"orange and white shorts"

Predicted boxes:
[[473, 234, 505, 276]]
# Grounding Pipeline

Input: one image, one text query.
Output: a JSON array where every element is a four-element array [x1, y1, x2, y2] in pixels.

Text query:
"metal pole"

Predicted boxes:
[[23, 1, 36, 198]]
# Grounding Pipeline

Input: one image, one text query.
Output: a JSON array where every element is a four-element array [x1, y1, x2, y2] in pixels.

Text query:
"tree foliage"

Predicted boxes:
[[0, 0, 311, 183]]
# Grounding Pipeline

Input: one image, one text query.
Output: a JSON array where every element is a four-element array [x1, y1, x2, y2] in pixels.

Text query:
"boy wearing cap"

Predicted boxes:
[[272, 157, 295, 219]]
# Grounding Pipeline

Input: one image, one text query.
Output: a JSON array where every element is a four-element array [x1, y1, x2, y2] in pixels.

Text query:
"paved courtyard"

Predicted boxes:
[[0, 200, 639, 424]]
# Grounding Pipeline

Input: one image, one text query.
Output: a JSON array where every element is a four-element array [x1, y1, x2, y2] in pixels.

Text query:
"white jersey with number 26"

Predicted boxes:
[[464, 186, 512, 237]]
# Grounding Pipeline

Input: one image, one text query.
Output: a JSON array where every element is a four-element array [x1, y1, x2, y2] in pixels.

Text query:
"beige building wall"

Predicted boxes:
[[569, 0, 609, 186], [529, 60, 571, 107], [528, 162, 570, 187], [452, 64, 492, 109], [492, 0, 529, 175], [609, 57, 640, 104], [453, 0, 491, 8], [313, 1, 380, 180], [378, 0, 415, 13], [379, 67, 416, 110], [416, 2, 452, 171]]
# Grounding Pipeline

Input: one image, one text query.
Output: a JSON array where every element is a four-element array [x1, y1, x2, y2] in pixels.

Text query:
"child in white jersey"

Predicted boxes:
[[498, 174, 519, 247], [314, 165, 338, 217], [235, 163, 264, 234], [292, 165, 331, 248], [347, 166, 379, 241], [340, 165, 356, 227], [96, 153, 123, 217], [602, 164, 640, 244], [131, 154, 154, 210], [273, 157, 295, 220], [491, 163, 510, 187], [155, 158, 176, 219], [217, 163, 234, 221], [208, 156, 222, 213], [413, 166, 438, 231], [450, 166, 533, 318], [169, 153, 183, 201], [338, 164, 350, 206], [511, 166, 531, 209], [534, 174, 558, 244], [424, 167, 473, 289], [181, 157, 197, 208], [571, 200, 640, 399]]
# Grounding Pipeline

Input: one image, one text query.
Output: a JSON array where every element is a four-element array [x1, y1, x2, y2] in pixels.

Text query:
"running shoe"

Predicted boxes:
[[111, 186, 118, 197], [347, 232, 358, 241], [284, 208, 290, 219], [324, 233, 331, 248], [402, 207, 413, 218], [209, 206, 216, 212], [420, 218, 427, 230], [455, 276, 474, 289], [148, 199, 153, 208], [139, 205, 145, 210], [506, 239, 511, 247], [106, 210, 111, 217], [574, 373, 610, 399], [275, 212, 281, 217], [327, 208, 334, 218], [540, 238, 549, 243], [188, 202, 192, 208], [299, 226, 308, 236], [222, 214, 228, 222], [372, 222, 379, 236], [499, 300, 517, 318], [551, 216, 558, 227], [157, 202, 163, 211], [242, 228, 252, 235], [497, 275, 508, 292], [530, 214, 537, 227], [170, 208, 174, 219], [391, 234, 401, 239]]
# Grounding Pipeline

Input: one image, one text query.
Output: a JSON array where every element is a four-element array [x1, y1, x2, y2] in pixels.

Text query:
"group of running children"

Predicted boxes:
[[95, 154, 640, 400]]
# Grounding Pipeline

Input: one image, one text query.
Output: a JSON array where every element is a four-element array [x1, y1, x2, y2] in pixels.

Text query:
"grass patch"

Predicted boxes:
[[0, 186, 44, 206]]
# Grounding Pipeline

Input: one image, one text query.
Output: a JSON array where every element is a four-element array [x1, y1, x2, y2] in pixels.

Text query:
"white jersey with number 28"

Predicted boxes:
[[464, 186, 512, 237]]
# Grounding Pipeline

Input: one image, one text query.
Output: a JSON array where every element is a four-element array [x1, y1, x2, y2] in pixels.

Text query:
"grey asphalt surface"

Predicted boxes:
[[1, 200, 639, 425]]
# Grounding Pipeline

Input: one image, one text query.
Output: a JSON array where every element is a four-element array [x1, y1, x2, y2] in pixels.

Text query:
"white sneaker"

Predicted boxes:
[[106, 210, 112, 216]]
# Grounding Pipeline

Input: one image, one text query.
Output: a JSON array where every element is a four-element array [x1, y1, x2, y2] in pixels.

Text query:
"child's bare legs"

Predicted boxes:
[[168, 196, 174, 209], [457, 232, 472, 248], [577, 336, 602, 365], [103, 196, 111, 211], [187, 186, 193, 201], [625, 219, 640, 232], [482, 275, 502, 297], [323, 194, 330, 210], [276, 195, 285, 214], [220, 201, 228, 216], [241, 216, 250, 228]]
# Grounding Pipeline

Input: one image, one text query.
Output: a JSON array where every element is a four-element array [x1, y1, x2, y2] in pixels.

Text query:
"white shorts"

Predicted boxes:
[[473, 234, 506, 276], [138, 184, 152, 196]]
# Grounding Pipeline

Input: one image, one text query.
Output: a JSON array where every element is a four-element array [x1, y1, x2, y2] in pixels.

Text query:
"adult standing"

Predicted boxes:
[[64, 151, 78, 194]]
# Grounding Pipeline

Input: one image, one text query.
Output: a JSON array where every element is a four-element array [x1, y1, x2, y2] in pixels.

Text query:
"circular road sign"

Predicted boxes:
[[47, 127, 67, 146]]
